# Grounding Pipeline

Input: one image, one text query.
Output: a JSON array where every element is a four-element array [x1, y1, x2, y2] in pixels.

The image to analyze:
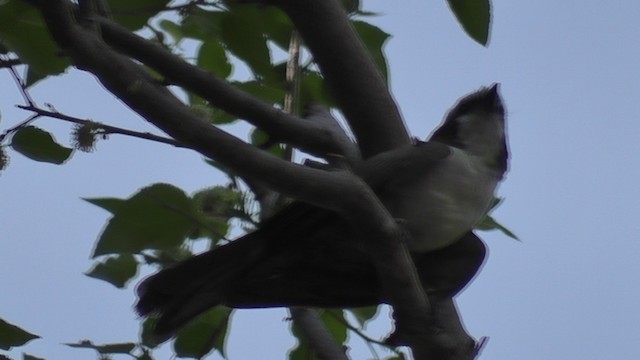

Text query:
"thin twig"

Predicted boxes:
[[6, 63, 36, 106], [282, 29, 302, 162], [0, 58, 22, 68], [145, 191, 231, 242], [16, 104, 190, 149], [325, 309, 402, 355], [1, 65, 192, 150], [280, 28, 351, 360], [474, 336, 490, 358], [0, 114, 41, 143]]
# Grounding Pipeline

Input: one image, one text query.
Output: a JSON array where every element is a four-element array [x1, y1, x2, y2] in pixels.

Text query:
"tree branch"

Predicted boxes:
[[0, 57, 23, 69], [95, 16, 353, 159], [16, 104, 189, 149], [270, 0, 411, 157], [427, 296, 479, 359], [5, 62, 36, 106], [290, 308, 349, 360], [0, 114, 39, 143], [303, 104, 360, 163], [30, 0, 377, 225]]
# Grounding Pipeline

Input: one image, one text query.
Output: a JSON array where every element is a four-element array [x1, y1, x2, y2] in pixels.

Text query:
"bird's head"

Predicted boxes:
[[429, 84, 509, 175]]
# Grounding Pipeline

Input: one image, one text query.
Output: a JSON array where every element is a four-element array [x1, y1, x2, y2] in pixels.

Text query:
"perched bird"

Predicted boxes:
[[136, 84, 509, 342]]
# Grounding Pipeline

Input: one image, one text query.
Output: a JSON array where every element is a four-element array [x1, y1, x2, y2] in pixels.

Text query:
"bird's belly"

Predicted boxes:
[[384, 151, 498, 253]]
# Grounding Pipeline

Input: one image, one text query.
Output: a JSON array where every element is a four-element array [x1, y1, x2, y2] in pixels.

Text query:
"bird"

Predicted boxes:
[[135, 84, 509, 342]]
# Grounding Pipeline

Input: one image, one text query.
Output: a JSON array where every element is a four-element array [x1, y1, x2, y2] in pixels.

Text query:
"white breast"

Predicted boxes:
[[382, 148, 499, 253]]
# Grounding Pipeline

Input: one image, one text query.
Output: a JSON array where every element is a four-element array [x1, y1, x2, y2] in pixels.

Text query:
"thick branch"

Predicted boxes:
[[386, 296, 478, 359], [271, 0, 411, 157], [95, 17, 351, 159], [33, 0, 364, 213], [303, 104, 360, 162], [364, 217, 433, 359], [427, 296, 477, 359], [380, 297, 479, 359]]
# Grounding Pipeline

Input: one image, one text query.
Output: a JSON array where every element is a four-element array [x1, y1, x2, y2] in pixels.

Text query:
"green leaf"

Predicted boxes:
[[158, 19, 184, 44], [446, 0, 491, 46], [340, 0, 360, 14], [352, 20, 391, 82], [300, 71, 335, 107], [91, 183, 196, 257], [234, 81, 285, 104], [140, 318, 160, 348], [25, 67, 48, 88], [207, 80, 285, 124], [140, 247, 194, 269], [0, 0, 70, 80], [261, 7, 294, 50], [197, 40, 232, 79], [188, 103, 217, 124], [0, 318, 39, 351], [220, 6, 273, 78], [83, 197, 126, 214], [476, 215, 520, 240], [250, 128, 284, 158], [289, 312, 322, 360], [23, 354, 45, 360], [187, 91, 207, 108], [487, 196, 502, 211], [289, 309, 347, 360], [289, 340, 319, 360], [180, 8, 224, 41], [476, 197, 519, 240], [108, 0, 171, 31], [173, 307, 233, 359], [192, 187, 240, 218], [85, 254, 139, 288], [347, 306, 379, 327], [193, 106, 222, 125], [188, 186, 238, 241], [65, 340, 136, 354], [320, 310, 348, 344], [11, 126, 73, 165]]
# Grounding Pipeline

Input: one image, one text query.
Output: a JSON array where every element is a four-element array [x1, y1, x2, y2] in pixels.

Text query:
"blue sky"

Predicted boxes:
[[2, 0, 640, 359]]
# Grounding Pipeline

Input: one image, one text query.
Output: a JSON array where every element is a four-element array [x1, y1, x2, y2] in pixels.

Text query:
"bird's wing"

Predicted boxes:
[[135, 141, 456, 340], [356, 141, 452, 191], [224, 230, 487, 308], [413, 231, 487, 297]]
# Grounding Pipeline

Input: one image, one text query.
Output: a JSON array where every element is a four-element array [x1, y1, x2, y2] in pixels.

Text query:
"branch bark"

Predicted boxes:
[[270, 0, 411, 157], [96, 17, 352, 159], [32, 0, 353, 209], [290, 308, 349, 360]]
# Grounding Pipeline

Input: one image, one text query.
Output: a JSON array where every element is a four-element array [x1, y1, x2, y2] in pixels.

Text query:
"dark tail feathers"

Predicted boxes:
[[135, 232, 265, 342]]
